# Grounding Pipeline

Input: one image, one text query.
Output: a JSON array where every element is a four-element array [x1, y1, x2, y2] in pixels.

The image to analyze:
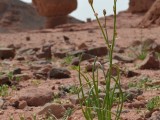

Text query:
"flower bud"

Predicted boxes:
[[103, 9, 106, 16], [88, 0, 93, 5]]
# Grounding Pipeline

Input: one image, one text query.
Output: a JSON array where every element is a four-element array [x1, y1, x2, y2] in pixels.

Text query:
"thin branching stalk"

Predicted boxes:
[[78, 0, 123, 120]]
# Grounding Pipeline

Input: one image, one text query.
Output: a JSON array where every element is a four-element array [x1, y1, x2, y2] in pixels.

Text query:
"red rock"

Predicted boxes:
[[33, 0, 77, 28], [128, 0, 155, 13], [18, 88, 53, 106], [38, 103, 66, 119], [139, 53, 160, 69]]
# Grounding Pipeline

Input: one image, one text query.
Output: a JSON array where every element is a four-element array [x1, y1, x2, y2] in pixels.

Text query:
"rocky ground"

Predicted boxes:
[[0, 8, 160, 120]]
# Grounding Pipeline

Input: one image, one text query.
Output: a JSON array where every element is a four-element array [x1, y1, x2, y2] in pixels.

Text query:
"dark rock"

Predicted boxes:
[[86, 46, 108, 57], [33, 67, 51, 79], [38, 103, 66, 119], [13, 68, 21, 75], [11, 100, 19, 108], [63, 35, 70, 44], [125, 70, 140, 78], [54, 51, 66, 58], [15, 56, 25, 61], [139, 53, 160, 69], [42, 45, 52, 57], [78, 43, 88, 50], [0, 48, 15, 59], [26, 36, 30, 41], [128, 101, 146, 108], [14, 74, 31, 81], [7, 44, 15, 49], [49, 68, 71, 79], [0, 75, 11, 85], [80, 53, 95, 61], [68, 47, 106, 60], [18, 88, 53, 106]]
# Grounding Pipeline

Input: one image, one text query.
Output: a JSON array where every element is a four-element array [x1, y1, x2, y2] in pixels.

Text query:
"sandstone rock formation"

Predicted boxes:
[[0, 0, 81, 32], [32, 0, 77, 28], [128, 0, 155, 13], [139, 0, 160, 27], [0, 0, 45, 32]]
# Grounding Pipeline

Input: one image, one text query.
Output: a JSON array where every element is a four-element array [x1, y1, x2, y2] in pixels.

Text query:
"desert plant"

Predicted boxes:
[[77, 0, 123, 120], [0, 84, 9, 97], [146, 96, 160, 111]]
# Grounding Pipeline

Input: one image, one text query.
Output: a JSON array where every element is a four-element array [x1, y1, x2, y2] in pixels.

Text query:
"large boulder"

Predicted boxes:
[[32, 0, 77, 28], [128, 0, 155, 13], [0, 0, 45, 31], [32, 0, 77, 17], [139, 0, 160, 27]]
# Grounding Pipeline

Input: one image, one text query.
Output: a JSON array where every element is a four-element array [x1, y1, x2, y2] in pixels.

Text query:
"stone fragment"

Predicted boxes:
[[86, 46, 108, 57], [113, 53, 134, 63], [139, 53, 160, 69], [128, 0, 155, 13], [0, 75, 11, 85], [18, 88, 53, 106], [125, 70, 140, 78], [37, 45, 52, 59], [71, 57, 80, 66], [18, 100, 27, 109], [38, 103, 66, 119], [13, 68, 22, 75], [49, 68, 71, 79], [148, 111, 160, 120], [128, 101, 146, 108], [0, 48, 15, 59]]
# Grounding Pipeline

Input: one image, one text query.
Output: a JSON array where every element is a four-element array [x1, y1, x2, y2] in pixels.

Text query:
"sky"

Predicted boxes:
[[21, 0, 129, 21]]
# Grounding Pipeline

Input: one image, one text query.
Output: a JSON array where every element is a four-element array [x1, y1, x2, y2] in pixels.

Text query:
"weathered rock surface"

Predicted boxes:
[[0, 48, 15, 59], [128, 0, 155, 13], [38, 103, 66, 119], [36, 45, 52, 59], [32, 0, 77, 16], [49, 68, 71, 79], [128, 101, 146, 108], [18, 88, 53, 106], [113, 53, 135, 63], [0, 0, 45, 32], [149, 111, 160, 120], [0, 75, 11, 85], [139, 0, 160, 27], [0, 0, 82, 32], [33, 0, 77, 28], [139, 53, 160, 69]]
